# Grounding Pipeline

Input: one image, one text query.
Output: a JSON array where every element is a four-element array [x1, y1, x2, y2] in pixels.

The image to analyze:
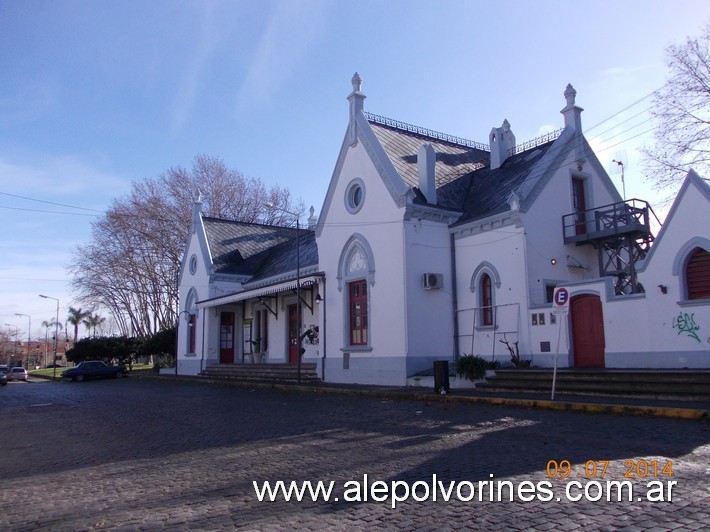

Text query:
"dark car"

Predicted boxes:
[[61, 361, 127, 382], [0, 370, 6, 386]]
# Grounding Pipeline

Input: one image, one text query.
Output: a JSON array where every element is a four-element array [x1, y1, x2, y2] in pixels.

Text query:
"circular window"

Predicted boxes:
[[345, 178, 365, 214], [189, 254, 198, 275]]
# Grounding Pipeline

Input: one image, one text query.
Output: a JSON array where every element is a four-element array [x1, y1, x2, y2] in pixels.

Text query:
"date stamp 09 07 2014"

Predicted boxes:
[[546, 459, 674, 479]]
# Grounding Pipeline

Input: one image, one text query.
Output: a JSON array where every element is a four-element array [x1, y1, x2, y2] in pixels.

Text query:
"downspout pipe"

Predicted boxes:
[[321, 278, 327, 381], [450, 233, 459, 360], [200, 310, 206, 374]]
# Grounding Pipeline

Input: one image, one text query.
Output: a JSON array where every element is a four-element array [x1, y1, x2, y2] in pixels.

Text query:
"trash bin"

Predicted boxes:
[[433, 360, 450, 394]]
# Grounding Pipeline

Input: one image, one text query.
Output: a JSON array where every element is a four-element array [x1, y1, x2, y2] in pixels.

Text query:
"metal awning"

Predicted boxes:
[[197, 275, 321, 309]]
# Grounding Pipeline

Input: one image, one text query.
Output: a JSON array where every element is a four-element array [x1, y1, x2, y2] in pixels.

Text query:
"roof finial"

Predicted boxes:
[[352, 72, 362, 93], [564, 84, 577, 106]]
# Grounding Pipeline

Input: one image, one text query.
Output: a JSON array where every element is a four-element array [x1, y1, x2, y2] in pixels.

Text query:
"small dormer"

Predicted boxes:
[[418, 143, 437, 204], [489, 119, 515, 170]]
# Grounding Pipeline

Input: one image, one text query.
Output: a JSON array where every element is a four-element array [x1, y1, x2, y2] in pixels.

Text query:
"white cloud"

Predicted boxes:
[[171, 2, 220, 134], [234, 1, 326, 113], [0, 155, 129, 206]]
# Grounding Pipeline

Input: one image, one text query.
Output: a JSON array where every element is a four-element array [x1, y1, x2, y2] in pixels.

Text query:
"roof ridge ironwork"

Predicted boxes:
[[509, 128, 564, 156], [365, 112, 490, 152]]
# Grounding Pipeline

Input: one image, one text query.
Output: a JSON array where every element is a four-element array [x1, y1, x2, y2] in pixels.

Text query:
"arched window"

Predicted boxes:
[[686, 247, 710, 299], [188, 314, 196, 353], [470, 262, 500, 327], [481, 273, 493, 326], [338, 234, 375, 348], [185, 288, 198, 354]]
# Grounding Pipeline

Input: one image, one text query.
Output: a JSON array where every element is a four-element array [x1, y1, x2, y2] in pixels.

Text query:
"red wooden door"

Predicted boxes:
[[288, 304, 300, 364], [220, 312, 235, 364], [571, 295, 605, 368]]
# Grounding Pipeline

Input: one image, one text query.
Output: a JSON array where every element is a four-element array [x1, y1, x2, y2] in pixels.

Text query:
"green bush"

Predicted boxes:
[[455, 354, 489, 382]]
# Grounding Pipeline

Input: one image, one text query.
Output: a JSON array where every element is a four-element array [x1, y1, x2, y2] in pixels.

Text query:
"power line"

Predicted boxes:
[[0, 191, 104, 213]]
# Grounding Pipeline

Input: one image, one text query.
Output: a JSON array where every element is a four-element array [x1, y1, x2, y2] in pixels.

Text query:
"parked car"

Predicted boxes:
[[7, 367, 28, 381], [61, 361, 127, 382], [0, 370, 7, 386], [45, 363, 65, 368]]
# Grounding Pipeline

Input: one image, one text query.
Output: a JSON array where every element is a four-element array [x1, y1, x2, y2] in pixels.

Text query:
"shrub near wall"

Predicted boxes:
[[455, 354, 489, 382]]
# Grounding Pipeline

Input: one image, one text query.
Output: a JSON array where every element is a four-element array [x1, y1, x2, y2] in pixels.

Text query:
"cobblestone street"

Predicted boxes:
[[0, 377, 708, 530]]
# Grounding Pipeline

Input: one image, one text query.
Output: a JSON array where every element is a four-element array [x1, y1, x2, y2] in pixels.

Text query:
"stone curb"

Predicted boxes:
[[140, 374, 709, 421]]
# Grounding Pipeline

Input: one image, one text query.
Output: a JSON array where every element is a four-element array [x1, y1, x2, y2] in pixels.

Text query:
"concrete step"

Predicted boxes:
[[201, 363, 319, 383], [477, 369, 710, 401]]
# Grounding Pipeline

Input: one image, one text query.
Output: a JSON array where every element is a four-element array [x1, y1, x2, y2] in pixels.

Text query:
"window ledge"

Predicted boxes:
[[474, 325, 498, 332], [678, 298, 710, 307], [341, 346, 373, 353]]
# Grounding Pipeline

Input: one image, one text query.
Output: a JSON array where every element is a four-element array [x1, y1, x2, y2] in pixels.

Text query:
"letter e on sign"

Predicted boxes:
[[552, 287, 570, 315]]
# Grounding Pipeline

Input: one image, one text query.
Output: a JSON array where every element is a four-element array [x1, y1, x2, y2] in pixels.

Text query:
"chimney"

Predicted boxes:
[[489, 119, 516, 170], [347, 72, 366, 146], [418, 143, 437, 204]]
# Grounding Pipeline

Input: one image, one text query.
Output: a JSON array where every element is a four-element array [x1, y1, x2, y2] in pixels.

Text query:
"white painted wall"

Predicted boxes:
[[177, 225, 211, 376], [317, 140, 411, 384], [454, 222, 527, 365], [402, 216, 455, 374]]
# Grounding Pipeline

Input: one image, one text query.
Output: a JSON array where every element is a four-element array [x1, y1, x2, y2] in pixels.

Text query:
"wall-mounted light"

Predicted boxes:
[[315, 293, 323, 303], [550, 258, 557, 265], [658, 284, 668, 295]]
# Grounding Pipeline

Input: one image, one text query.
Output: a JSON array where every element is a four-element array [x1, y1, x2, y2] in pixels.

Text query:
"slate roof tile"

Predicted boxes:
[[367, 114, 557, 224], [202, 217, 314, 277]]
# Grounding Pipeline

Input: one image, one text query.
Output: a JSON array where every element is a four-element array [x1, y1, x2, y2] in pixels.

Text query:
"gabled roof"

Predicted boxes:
[[202, 217, 316, 278], [442, 140, 556, 224], [367, 113, 489, 189], [366, 112, 559, 225], [246, 232, 318, 283]]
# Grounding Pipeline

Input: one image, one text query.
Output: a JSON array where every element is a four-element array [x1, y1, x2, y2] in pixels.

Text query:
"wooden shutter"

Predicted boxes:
[[687, 248, 710, 299]]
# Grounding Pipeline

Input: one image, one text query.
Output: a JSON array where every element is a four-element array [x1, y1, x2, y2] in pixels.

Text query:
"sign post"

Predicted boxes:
[[551, 287, 570, 400]]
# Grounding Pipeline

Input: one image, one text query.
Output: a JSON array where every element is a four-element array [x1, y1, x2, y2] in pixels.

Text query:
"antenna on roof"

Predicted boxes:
[[609, 151, 628, 200]]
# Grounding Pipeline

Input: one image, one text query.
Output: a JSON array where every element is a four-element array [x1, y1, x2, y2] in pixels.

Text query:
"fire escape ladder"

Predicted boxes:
[[562, 199, 655, 295]]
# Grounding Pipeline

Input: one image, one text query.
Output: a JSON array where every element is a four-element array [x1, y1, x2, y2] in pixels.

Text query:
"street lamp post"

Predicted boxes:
[[39, 294, 60, 380], [265, 203, 303, 384], [15, 313, 31, 369]]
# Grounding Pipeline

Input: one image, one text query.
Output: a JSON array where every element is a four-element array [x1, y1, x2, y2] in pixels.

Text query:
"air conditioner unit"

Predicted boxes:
[[423, 273, 443, 290]]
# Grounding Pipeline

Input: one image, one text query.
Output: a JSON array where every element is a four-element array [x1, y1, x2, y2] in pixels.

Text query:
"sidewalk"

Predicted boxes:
[[145, 373, 710, 420]]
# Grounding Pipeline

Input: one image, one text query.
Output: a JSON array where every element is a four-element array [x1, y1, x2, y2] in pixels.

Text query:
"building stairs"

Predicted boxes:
[[475, 369, 710, 402], [201, 363, 319, 384]]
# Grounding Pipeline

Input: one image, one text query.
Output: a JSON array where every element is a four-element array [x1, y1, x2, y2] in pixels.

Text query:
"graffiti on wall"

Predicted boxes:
[[672, 312, 701, 343]]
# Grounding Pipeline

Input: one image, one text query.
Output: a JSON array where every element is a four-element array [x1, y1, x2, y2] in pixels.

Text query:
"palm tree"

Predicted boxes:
[[66, 307, 90, 345], [82, 312, 106, 338]]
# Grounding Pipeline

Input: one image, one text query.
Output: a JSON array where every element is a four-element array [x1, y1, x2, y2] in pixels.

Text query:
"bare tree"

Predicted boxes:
[[642, 23, 710, 191], [69, 154, 302, 337]]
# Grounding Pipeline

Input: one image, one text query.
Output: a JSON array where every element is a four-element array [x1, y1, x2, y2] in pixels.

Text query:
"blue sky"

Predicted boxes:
[[1, 0, 709, 338]]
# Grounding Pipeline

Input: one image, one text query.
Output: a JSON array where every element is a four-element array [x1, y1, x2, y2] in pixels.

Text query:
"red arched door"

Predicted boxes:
[[571, 294, 605, 368]]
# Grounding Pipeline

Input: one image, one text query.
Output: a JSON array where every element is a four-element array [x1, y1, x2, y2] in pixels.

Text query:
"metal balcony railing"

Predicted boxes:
[[562, 199, 653, 245]]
